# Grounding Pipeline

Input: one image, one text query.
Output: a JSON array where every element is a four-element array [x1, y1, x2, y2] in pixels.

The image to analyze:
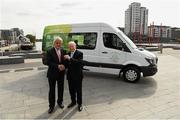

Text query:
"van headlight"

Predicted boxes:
[[145, 58, 154, 65]]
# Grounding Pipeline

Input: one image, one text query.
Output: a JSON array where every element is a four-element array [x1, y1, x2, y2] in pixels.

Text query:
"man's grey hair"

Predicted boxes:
[[68, 41, 76, 46], [53, 37, 63, 45]]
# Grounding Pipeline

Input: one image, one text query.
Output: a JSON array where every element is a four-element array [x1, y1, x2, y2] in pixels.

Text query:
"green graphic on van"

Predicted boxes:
[[42, 24, 97, 52], [44, 24, 72, 35], [42, 24, 72, 51]]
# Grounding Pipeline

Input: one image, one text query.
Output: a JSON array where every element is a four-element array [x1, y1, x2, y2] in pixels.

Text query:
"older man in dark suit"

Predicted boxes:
[[64, 41, 84, 112], [46, 37, 66, 113]]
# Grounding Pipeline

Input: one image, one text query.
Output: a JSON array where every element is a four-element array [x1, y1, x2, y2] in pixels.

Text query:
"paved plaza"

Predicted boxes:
[[0, 48, 180, 119]]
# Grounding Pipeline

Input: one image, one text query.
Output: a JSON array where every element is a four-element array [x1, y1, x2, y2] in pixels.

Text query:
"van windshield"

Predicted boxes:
[[117, 30, 137, 49]]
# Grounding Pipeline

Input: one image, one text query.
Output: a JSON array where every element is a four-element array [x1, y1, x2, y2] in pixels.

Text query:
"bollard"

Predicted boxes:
[[159, 43, 163, 54]]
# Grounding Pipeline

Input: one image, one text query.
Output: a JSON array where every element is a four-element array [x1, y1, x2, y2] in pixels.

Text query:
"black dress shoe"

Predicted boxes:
[[67, 102, 76, 108], [78, 105, 83, 112], [48, 107, 54, 114], [58, 102, 64, 109]]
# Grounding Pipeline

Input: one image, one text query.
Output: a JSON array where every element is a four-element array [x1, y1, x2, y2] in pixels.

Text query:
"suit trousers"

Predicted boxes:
[[68, 78, 82, 105], [48, 75, 64, 108]]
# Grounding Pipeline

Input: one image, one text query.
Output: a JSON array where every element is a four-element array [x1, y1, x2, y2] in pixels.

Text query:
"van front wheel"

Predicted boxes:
[[123, 67, 140, 83]]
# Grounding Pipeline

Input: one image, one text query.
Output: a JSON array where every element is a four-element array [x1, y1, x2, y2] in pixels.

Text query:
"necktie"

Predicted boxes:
[[56, 49, 61, 62]]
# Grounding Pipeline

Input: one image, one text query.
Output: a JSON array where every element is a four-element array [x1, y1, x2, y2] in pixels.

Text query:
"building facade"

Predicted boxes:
[[0, 28, 24, 44], [125, 2, 148, 35], [148, 25, 171, 38], [171, 27, 180, 40]]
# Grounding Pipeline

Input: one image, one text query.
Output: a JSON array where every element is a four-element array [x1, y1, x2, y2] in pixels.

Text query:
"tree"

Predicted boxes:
[[25, 34, 36, 46]]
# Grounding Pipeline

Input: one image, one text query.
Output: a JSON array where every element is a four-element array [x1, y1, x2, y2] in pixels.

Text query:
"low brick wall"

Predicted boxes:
[[145, 47, 160, 51], [26, 53, 42, 59], [0, 56, 24, 65], [172, 46, 180, 50], [8, 52, 42, 59], [3, 50, 39, 56], [9, 53, 26, 58]]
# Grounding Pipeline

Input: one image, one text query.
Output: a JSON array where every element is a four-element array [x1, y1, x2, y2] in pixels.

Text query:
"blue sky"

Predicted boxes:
[[1, 0, 180, 38]]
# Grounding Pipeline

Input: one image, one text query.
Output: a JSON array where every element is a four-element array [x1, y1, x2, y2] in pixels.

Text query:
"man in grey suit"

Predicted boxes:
[[64, 41, 84, 112]]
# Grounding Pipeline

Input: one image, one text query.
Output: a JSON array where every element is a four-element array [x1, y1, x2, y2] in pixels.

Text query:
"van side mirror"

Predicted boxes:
[[117, 42, 131, 52], [117, 42, 126, 50], [121, 43, 126, 51], [122, 43, 131, 52], [122, 42, 126, 48]]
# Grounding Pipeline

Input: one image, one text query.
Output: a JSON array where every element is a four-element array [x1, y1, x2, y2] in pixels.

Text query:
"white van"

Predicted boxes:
[[42, 23, 158, 82]]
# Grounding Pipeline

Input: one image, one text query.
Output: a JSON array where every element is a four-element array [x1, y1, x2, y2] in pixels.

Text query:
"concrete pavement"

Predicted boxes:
[[0, 48, 180, 119]]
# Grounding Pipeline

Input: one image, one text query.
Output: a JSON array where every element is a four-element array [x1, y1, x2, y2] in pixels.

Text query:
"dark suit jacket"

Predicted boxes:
[[66, 50, 83, 81], [46, 47, 66, 79]]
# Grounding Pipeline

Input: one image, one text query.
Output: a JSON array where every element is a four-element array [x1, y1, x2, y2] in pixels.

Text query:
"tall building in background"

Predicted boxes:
[[140, 7, 148, 35], [125, 2, 148, 36]]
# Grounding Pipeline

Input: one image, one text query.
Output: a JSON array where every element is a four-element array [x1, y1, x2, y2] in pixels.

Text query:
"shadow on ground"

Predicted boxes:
[[1, 70, 157, 119]]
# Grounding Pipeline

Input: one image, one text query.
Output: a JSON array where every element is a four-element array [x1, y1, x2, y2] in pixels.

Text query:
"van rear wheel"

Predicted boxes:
[[123, 67, 140, 83]]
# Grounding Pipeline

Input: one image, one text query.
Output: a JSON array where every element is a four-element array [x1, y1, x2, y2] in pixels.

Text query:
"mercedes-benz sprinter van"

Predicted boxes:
[[42, 23, 158, 82]]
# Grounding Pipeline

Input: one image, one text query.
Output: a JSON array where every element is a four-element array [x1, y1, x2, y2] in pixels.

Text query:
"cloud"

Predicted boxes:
[[1, 0, 180, 38], [60, 2, 81, 8], [58, 1, 94, 10], [16, 12, 32, 16]]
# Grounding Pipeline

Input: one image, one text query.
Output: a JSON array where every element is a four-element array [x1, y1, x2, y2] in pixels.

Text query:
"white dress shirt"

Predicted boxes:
[[70, 50, 75, 58]]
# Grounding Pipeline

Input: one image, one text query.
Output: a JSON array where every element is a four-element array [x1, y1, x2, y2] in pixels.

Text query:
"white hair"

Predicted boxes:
[[53, 37, 63, 45], [68, 41, 76, 46]]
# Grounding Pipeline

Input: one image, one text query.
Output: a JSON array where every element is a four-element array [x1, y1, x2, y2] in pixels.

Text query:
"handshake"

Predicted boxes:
[[58, 55, 71, 71], [64, 55, 71, 60], [58, 64, 65, 71]]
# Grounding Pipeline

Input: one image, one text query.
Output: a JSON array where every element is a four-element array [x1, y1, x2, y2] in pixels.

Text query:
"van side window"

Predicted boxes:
[[44, 33, 97, 51], [103, 33, 124, 50], [70, 33, 97, 49]]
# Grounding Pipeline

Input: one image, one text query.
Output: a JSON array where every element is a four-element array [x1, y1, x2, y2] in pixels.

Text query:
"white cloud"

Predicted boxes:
[[1, 0, 180, 38]]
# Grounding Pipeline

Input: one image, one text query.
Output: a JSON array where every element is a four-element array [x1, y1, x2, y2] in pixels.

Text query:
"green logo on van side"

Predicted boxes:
[[43, 24, 72, 52], [44, 25, 72, 35]]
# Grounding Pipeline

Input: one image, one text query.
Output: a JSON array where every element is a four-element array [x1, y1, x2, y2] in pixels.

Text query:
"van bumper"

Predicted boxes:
[[141, 65, 158, 77]]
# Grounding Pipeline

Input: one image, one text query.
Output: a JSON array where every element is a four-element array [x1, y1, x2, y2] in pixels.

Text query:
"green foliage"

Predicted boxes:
[[26, 34, 36, 46]]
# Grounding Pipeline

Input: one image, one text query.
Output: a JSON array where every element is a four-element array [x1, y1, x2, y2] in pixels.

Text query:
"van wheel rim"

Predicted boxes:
[[126, 70, 137, 81]]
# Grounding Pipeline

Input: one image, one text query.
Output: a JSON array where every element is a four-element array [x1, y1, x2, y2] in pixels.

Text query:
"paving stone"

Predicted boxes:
[[86, 103, 111, 114], [88, 111, 117, 119], [125, 110, 154, 119], [128, 102, 152, 113], [110, 105, 136, 118]]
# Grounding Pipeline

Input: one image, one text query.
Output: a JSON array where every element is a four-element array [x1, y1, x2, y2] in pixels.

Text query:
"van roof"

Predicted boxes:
[[44, 22, 112, 29], [43, 22, 114, 35]]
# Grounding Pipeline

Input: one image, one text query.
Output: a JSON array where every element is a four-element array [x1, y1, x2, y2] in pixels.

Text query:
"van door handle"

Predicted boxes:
[[102, 51, 108, 54]]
